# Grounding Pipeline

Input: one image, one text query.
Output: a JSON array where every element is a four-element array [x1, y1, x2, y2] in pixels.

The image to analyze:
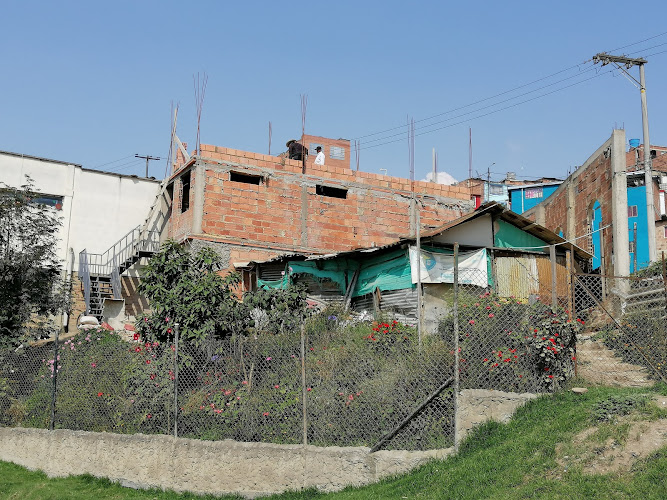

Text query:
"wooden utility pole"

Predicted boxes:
[[135, 154, 161, 178]]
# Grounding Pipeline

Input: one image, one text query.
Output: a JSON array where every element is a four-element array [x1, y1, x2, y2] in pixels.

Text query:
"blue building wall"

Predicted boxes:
[[509, 184, 560, 214], [592, 201, 601, 270], [627, 185, 650, 273]]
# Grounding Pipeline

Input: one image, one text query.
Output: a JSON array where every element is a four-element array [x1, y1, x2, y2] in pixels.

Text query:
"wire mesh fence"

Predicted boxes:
[[0, 254, 615, 452], [574, 272, 667, 387]]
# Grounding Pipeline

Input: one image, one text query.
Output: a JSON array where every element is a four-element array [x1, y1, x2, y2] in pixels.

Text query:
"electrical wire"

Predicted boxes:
[[353, 60, 596, 141], [359, 66, 601, 148], [606, 31, 667, 54], [89, 155, 134, 170], [350, 31, 667, 148], [355, 69, 615, 153]]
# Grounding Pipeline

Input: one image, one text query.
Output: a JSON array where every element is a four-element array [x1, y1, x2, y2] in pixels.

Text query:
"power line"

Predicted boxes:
[[89, 155, 134, 169], [355, 69, 615, 153], [606, 31, 667, 53], [352, 60, 596, 141], [359, 66, 601, 147], [350, 31, 667, 146]]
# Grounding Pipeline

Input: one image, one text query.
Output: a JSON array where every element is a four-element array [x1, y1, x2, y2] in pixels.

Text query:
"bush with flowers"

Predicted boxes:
[[439, 291, 580, 392], [22, 327, 175, 433]]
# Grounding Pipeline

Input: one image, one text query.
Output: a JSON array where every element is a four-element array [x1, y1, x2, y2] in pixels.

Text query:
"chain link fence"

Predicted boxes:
[[574, 272, 667, 387], [1, 254, 601, 452]]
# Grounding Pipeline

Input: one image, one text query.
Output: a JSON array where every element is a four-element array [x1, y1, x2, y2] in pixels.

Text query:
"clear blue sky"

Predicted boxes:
[[2, 1, 667, 183]]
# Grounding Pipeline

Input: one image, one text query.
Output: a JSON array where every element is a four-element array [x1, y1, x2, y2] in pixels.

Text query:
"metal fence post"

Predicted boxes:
[[49, 329, 59, 431], [173, 323, 179, 439], [550, 245, 557, 312], [453, 242, 459, 450], [300, 322, 307, 446]]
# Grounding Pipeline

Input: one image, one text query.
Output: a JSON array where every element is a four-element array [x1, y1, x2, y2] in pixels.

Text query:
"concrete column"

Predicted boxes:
[[566, 182, 576, 242], [610, 129, 630, 277], [191, 162, 206, 235], [534, 204, 546, 227]]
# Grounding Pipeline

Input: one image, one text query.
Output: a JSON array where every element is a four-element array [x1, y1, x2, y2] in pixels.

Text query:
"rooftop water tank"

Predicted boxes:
[[629, 138, 640, 149]]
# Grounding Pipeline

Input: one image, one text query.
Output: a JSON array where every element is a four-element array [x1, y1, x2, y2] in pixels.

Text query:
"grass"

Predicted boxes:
[[2, 383, 667, 499]]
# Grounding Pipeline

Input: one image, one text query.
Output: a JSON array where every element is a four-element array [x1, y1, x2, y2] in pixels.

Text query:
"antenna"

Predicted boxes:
[[354, 139, 360, 171], [469, 127, 472, 180], [193, 72, 208, 155], [268, 121, 272, 156], [300, 94, 308, 172]]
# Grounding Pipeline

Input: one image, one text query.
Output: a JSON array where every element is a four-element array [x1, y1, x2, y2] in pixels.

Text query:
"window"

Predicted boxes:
[[230, 171, 262, 185], [628, 205, 638, 217], [663, 226, 667, 238], [525, 187, 543, 199], [330, 146, 345, 160], [309, 143, 323, 155], [180, 171, 191, 213], [33, 195, 63, 210], [316, 184, 347, 199], [489, 184, 504, 195]]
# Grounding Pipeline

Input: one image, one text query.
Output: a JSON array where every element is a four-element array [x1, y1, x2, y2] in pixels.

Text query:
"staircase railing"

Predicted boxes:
[[78, 249, 92, 315], [78, 226, 161, 316]]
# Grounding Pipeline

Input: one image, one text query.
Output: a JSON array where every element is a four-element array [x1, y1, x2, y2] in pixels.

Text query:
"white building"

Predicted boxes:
[[0, 150, 162, 328]]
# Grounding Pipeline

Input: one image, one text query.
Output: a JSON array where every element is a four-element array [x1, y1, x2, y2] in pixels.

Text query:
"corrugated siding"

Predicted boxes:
[[351, 288, 417, 323], [495, 255, 568, 302]]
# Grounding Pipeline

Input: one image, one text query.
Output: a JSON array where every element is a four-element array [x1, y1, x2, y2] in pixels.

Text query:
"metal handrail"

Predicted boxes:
[[78, 226, 161, 315], [78, 249, 92, 315]]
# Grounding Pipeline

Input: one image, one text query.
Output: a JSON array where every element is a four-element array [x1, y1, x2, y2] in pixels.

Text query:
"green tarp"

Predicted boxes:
[[494, 219, 549, 254]]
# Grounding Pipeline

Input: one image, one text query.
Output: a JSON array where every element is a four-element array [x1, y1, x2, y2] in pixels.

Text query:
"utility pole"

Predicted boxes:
[[593, 52, 656, 263], [135, 154, 161, 178]]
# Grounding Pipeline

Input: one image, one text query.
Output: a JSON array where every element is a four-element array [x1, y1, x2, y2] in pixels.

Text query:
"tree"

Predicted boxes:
[[0, 178, 70, 348], [136, 240, 244, 345]]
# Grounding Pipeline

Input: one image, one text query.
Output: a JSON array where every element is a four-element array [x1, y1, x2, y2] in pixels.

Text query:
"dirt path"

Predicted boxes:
[[576, 335, 652, 387]]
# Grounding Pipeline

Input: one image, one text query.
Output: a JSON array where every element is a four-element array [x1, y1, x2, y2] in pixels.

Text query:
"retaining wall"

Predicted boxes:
[[0, 389, 538, 497]]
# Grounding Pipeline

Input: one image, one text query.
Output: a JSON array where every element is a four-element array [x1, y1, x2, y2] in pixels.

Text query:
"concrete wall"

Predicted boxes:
[[0, 151, 161, 269], [0, 387, 539, 497], [0, 428, 452, 498], [456, 389, 538, 444], [167, 144, 474, 273]]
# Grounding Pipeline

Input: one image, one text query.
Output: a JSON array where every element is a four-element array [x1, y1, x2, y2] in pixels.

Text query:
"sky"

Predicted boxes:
[[2, 1, 667, 184]]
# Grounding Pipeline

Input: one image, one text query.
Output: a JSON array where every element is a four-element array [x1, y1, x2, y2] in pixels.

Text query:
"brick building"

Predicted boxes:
[[164, 138, 474, 285], [523, 129, 667, 277]]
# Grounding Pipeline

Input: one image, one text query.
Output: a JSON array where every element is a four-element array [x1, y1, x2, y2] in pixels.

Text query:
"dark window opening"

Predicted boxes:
[[316, 184, 347, 199], [230, 171, 262, 185], [181, 171, 191, 213], [32, 195, 63, 210]]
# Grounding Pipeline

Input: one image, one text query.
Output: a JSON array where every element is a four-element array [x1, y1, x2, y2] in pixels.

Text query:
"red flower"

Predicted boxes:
[[548, 375, 554, 379], [262, 412, 269, 416], [133, 333, 140, 340], [146, 360, 151, 364], [97, 392, 103, 397]]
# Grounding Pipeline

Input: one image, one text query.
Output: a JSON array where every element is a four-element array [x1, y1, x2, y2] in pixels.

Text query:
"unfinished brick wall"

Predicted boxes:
[[168, 167, 194, 241], [302, 134, 350, 170], [121, 276, 149, 318], [167, 143, 472, 273], [524, 149, 615, 275]]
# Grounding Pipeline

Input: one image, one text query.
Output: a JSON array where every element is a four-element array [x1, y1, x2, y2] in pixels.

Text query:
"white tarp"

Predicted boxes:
[[409, 247, 488, 287]]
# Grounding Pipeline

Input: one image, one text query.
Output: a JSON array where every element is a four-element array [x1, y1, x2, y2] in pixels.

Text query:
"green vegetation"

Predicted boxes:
[[0, 177, 70, 348], [3, 384, 666, 499]]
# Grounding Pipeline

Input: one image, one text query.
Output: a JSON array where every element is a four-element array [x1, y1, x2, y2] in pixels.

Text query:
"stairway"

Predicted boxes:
[[79, 226, 160, 320]]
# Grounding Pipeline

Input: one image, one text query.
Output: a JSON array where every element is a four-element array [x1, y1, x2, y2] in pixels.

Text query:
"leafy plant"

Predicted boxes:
[[0, 177, 70, 348], [136, 241, 244, 345], [593, 394, 649, 422]]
